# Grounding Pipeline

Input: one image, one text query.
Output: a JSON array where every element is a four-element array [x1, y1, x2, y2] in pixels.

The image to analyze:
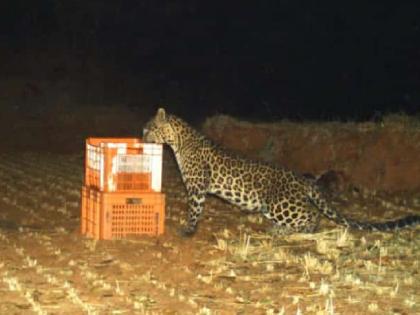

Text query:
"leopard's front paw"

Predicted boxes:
[[178, 225, 197, 237], [266, 225, 294, 236]]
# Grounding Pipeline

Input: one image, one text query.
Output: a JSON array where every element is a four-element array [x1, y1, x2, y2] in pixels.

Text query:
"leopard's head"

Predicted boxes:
[[143, 108, 177, 146]]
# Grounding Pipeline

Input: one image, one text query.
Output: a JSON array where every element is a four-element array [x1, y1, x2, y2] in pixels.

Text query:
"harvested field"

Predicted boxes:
[[2, 2, 419, 312], [0, 150, 418, 314]]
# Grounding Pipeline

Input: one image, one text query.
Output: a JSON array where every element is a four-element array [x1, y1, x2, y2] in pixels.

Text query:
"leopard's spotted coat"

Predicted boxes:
[[143, 108, 420, 236]]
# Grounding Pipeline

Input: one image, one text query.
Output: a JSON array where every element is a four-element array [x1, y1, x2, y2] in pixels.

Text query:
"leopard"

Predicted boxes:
[[143, 108, 420, 236]]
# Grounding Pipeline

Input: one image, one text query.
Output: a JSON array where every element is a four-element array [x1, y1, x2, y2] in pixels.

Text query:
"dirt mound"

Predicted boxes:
[[203, 114, 420, 192], [4, 105, 420, 192]]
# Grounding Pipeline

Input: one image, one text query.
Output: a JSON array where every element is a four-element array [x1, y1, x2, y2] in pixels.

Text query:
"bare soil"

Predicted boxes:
[[0, 146, 419, 314]]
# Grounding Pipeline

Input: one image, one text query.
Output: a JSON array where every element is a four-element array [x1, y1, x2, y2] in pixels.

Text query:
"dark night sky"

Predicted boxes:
[[1, 1, 419, 121]]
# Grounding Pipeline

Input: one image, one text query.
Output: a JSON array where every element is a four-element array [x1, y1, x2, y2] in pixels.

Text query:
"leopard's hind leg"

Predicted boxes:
[[261, 200, 320, 235]]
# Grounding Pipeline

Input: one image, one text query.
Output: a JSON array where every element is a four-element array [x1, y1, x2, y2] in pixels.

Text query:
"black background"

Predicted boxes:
[[1, 1, 419, 122]]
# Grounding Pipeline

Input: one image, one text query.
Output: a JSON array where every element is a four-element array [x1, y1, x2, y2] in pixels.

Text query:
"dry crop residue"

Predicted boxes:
[[0, 151, 418, 314]]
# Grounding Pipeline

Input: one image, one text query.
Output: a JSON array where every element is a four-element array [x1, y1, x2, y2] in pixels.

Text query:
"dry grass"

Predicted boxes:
[[0, 152, 418, 314]]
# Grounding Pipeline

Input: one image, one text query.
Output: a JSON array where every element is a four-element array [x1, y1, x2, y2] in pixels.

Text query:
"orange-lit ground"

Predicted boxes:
[[0, 148, 418, 314]]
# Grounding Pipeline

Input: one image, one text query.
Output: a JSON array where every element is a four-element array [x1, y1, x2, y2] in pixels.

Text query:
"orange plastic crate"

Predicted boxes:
[[85, 137, 162, 192], [81, 185, 165, 240]]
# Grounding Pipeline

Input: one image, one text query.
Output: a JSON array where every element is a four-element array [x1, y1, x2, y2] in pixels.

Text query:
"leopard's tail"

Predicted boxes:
[[307, 187, 420, 231]]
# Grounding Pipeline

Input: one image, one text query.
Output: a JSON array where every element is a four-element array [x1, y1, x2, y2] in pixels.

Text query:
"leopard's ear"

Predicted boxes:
[[156, 108, 167, 122]]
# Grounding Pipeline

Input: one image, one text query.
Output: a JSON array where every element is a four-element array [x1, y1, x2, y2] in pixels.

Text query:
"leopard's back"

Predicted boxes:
[[143, 108, 420, 236]]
